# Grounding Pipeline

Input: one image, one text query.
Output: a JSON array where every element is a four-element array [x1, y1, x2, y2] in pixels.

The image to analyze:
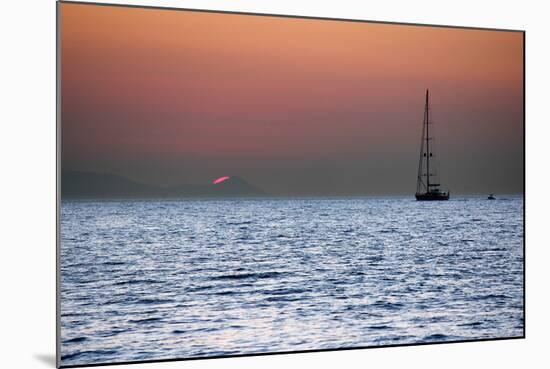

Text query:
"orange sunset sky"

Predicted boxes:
[[60, 2, 523, 195]]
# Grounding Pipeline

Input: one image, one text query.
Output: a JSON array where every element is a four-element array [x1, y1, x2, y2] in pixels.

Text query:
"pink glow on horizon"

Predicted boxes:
[[212, 176, 230, 184]]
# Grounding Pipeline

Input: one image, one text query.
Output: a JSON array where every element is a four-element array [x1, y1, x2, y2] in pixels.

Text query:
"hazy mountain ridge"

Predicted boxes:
[[61, 171, 267, 199]]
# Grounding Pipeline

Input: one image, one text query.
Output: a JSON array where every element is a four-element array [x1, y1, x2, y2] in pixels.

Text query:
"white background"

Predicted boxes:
[[0, 0, 548, 368]]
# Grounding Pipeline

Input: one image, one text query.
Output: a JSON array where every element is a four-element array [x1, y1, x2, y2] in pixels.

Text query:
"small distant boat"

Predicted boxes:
[[488, 194, 496, 200], [415, 90, 449, 201]]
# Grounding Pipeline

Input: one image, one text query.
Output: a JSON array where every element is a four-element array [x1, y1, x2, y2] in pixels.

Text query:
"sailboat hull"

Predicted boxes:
[[415, 192, 450, 201]]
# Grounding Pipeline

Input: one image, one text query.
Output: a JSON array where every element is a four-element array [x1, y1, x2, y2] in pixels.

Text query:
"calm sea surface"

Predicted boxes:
[[60, 196, 524, 366]]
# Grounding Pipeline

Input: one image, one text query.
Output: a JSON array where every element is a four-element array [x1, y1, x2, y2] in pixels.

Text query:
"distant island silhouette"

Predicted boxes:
[[61, 171, 267, 199]]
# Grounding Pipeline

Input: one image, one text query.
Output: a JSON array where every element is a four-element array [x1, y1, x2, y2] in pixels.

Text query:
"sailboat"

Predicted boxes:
[[415, 89, 450, 201]]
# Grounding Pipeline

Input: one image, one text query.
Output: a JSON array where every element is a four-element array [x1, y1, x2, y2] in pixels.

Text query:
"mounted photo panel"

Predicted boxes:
[[57, 1, 525, 367]]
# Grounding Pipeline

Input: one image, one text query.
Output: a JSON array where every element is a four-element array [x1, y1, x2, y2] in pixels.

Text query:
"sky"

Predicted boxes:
[[60, 3, 524, 196]]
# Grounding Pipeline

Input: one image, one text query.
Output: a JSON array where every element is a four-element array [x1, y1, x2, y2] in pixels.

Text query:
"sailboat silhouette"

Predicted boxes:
[[415, 90, 450, 201]]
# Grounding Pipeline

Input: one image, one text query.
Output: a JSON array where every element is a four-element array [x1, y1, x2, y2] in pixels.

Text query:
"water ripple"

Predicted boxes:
[[60, 196, 524, 366]]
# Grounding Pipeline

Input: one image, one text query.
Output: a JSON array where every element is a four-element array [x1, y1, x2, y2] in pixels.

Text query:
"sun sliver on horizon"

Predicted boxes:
[[212, 176, 231, 185]]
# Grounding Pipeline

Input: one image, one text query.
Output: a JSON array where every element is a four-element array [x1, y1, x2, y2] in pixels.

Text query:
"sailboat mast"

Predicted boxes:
[[425, 89, 430, 191]]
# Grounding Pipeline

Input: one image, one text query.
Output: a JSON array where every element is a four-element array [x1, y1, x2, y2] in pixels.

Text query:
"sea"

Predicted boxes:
[[60, 196, 524, 366]]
